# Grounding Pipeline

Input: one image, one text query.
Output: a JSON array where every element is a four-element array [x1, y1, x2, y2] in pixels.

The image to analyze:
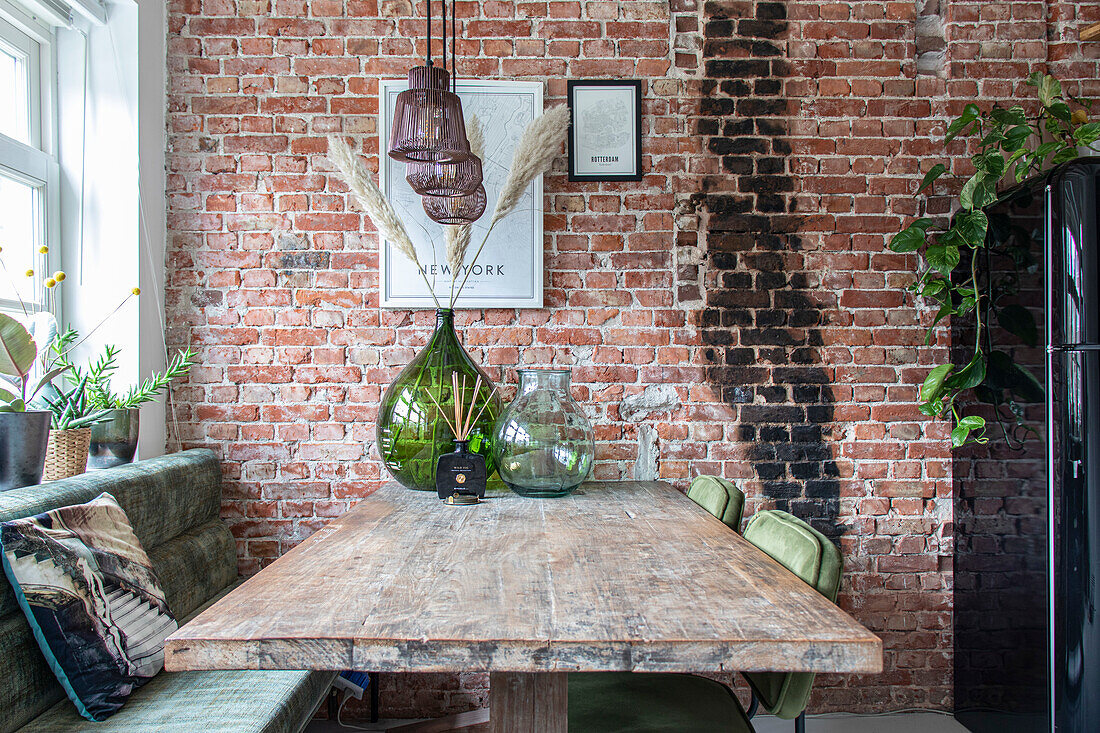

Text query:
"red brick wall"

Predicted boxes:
[[164, 0, 1100, 717]]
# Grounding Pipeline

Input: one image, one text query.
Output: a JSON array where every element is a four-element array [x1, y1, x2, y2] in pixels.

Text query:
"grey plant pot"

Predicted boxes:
[[0, 410, 51, 491], [88, 408, 140, 470]]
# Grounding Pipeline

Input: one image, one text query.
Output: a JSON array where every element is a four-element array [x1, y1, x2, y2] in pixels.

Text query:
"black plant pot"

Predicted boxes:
[[88, 408, 140, 470], [0, 411, 51, 491]]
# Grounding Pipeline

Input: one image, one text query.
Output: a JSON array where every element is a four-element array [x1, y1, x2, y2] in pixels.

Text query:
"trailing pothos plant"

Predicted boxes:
[[891, 72, 1100, 448]]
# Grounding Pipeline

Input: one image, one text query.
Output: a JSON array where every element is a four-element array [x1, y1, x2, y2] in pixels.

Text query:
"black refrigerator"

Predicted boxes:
[[955, 158, 1100, 733]]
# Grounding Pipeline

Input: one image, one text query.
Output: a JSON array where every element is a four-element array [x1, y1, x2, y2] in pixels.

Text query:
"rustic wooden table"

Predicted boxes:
[[165, 481, 881, 732]]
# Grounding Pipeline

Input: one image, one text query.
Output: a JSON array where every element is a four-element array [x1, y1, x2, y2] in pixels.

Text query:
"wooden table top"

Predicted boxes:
[[165, 481, 882, 675]]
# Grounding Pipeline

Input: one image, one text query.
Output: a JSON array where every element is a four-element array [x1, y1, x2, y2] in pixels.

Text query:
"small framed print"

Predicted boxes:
[[567, 80, 643, 182]]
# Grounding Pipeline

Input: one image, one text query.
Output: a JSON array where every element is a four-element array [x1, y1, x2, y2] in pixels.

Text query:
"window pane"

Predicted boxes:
[[0, 173, 43, 312], [0, 41, 29, 144]]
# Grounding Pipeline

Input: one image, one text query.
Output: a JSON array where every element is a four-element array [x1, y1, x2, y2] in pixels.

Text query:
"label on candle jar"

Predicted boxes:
[[436, 448, 487, 500]]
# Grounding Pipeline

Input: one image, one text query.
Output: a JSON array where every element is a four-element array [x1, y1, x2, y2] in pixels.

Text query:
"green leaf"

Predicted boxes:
[[946, 354, 987, 391], [955, 209, 989, 247], [1073, 122, 1100, 145], [1001, 125, 1032, 151], [1026, 71, 1044, 88], [925, 302, 953, 345], [889, 223, 929, 253], [951, 415, 988, 448], [946, 104, 980, 143], [0, 386, 16, 403], [960, 173, 996, 210], [1035, 141, 1061, 159], [1052, 147, 1079, 165], [920, 364, 955, 404], [1049, 101, 1072, 122], [1011, 363, 1045, 402], [958, 415, 986, 430], [917, 164, 946, 194], [926, 243, 961, 275], [0, 314, 37, 380], [1039, 74, 1063, 107], [28, 366, 71, 402], [920, 279, 948, 298], [991, 106, 1026, 126], [978, 151, 1006, 179], [996, 304, 1038, 347], [979, 129, 1005, 148]]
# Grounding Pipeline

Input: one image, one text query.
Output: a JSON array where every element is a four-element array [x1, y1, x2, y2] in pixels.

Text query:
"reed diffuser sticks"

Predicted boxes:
[[425, 373, 495, 442]]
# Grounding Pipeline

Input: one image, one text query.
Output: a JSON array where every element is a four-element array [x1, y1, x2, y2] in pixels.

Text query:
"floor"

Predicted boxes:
[[307, 710, 970, 732]]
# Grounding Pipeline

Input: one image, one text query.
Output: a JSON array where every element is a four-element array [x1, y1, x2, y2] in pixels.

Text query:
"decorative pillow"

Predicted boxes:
[[0, 492, 177, 721]]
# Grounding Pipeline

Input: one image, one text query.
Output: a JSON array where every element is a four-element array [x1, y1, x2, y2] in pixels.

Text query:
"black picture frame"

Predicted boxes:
[[567, 79, 643, 182]]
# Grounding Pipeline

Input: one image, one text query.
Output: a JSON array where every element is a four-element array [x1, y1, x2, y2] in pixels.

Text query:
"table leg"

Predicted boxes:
[[489, 672, 567, 733]]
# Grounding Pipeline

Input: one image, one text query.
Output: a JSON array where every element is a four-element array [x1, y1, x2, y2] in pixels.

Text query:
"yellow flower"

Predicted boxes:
[[0, 245, 4, 253], [131, 287, 141, 296], [44, 278, 56, 288], [1072, 109, 1089, 126], [54, 271, 66, 282], [24, 269, 33, 277], [37, 245, 48, 254]]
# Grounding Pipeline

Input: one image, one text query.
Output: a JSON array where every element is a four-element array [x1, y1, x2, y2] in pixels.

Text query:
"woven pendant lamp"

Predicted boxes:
[[388, 85, 471, 164], [406, 153, 483, 197], [386, 1, 471, 164], [423, 185, 487, 225]]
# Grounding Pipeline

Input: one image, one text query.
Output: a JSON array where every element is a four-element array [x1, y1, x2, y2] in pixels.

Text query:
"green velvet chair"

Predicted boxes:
[[686, 475, 745, 531], [568, 508, 842, 733], [740, 510, 843, 733]]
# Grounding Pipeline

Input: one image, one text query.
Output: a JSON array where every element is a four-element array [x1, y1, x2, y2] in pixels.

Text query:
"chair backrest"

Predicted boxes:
[[0, 449, 235, 733], [686, 475, 744, 531], [741, 509, 843, 720]]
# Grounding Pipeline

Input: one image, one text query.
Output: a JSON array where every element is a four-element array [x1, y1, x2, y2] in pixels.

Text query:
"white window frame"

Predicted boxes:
[[0, 1, 59, 321]]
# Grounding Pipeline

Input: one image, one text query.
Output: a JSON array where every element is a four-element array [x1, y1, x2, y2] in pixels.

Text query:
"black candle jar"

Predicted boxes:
[[436, 440, 487, 502]]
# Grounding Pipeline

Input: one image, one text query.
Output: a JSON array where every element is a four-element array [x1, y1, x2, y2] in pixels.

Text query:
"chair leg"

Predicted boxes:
[[370, 672, 380, 723], [746, 690, 759, 720], [794, 711, 805, 733], [327, 689, 338, 721]]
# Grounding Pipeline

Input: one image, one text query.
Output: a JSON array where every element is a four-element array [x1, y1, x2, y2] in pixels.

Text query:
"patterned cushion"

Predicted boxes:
[[1, 493, 178, 722]]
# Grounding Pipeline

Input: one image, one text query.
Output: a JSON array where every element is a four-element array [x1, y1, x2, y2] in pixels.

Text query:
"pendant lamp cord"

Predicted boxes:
[[451, 0, 457, 92], [426, 0, 432, 66], [441, 0, 447, 81]]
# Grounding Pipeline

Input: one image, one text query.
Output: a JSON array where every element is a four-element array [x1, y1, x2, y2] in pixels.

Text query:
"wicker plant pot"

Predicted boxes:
[[42, 428, 92, 482]]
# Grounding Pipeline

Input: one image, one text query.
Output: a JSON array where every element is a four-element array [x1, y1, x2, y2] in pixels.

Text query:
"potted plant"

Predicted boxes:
[[44, 329, 195, 470], [37, 371, 111, 481], [0, 314, 69, 490]]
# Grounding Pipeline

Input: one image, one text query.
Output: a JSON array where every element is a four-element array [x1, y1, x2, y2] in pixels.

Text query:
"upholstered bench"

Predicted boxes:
[[0, 449, 335, 733]]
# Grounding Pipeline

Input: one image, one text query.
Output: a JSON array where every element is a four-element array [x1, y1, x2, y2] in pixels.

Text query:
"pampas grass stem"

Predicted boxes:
[[450, 105, 569, 306], [445, 115, 483, 306], [327, 137, 441, 309]]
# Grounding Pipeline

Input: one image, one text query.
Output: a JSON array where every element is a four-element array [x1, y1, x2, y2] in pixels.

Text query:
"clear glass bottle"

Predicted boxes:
[[492, 368, 594, 498]]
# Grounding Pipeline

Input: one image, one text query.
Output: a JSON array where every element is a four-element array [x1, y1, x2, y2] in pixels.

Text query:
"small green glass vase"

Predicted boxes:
[[377, 309, 502, 491]]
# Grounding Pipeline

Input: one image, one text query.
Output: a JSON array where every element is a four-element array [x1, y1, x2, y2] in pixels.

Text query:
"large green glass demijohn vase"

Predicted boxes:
[[377, 309, 503, 491]]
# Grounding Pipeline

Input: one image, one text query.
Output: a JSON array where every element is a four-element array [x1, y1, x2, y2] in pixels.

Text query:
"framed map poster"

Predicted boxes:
[[567, 80, 643, 182], [379, 79, 544, 309]]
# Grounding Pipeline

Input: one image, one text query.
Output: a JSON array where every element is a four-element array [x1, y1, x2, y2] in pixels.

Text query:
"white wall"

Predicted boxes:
[[56, 0, 167, 458]]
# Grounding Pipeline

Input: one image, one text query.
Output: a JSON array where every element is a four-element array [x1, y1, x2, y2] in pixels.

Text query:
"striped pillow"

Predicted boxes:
[[0, 492, 177, 721]]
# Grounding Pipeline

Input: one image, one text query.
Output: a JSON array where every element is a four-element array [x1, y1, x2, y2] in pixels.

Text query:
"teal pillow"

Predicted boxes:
[[0, 492, 177, 721]]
